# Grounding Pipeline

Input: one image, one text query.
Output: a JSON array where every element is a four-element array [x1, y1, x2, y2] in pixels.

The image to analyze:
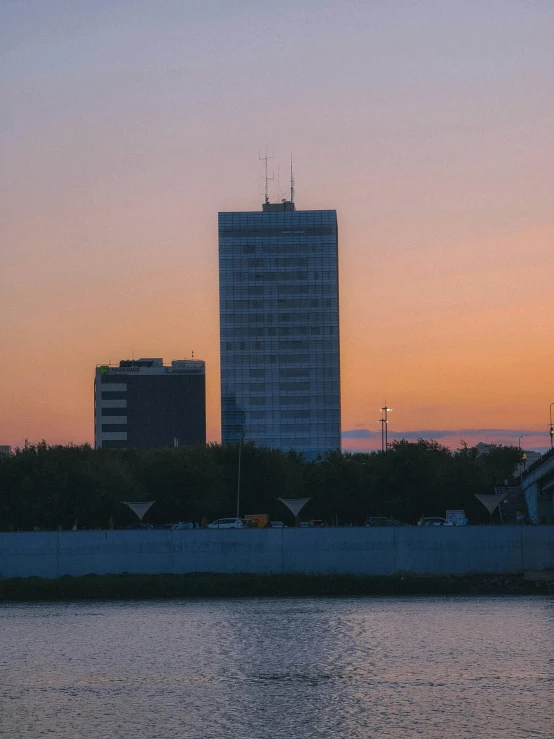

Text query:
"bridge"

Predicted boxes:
[[521, 449, 554, 524]]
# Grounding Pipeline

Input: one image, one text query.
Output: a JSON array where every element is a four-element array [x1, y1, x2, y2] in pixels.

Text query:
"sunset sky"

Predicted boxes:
[[2, 1, 553, 452]]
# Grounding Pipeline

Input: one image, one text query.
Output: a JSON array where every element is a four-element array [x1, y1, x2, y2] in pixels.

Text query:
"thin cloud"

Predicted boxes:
[[342, 428, 536, 441]]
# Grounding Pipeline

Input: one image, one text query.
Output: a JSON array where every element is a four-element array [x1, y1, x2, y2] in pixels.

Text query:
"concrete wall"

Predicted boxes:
[[1, 526, 553, 580]]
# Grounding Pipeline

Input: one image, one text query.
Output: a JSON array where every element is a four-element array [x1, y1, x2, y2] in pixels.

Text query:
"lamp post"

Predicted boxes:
[[236, 431, 243, 521], [518, 435, 526, 484], [550, 403, 554, 451], [379, 406, 392, 452]]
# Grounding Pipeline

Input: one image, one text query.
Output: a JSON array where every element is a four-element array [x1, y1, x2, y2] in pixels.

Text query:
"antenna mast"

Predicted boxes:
[[259, 147, 274, 204], [290, 154, 295, 205]]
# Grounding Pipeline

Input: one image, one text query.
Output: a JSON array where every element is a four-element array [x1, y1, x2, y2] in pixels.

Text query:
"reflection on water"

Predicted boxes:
[[0, 596, 552, 738]]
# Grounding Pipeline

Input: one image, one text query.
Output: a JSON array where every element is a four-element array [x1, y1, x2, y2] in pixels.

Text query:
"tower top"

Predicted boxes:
[[290, 154, 295, 205], [258, 149, 296, 211], [262, 200, 295, 212], [259, 147, 274, 204]]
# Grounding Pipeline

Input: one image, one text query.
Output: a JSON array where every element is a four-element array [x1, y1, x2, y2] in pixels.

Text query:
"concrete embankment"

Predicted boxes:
[[1, 526, 553, 580]]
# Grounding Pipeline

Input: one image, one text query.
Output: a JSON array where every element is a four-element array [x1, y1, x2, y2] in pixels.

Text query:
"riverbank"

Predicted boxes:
[[1, 572, 553, 601]]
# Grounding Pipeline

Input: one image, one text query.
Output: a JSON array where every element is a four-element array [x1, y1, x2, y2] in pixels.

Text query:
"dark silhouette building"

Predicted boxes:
[[94, 358, 206, 449]]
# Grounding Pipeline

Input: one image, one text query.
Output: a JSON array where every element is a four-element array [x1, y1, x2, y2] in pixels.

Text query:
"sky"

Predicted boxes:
[[1, 0, 553, 452]]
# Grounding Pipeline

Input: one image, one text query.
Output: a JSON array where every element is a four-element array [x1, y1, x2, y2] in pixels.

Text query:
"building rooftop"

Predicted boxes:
[[97, 359, 205, 375], [262, 200, 295, 212]]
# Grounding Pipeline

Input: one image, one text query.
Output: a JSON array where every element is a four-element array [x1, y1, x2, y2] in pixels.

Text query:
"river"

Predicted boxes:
[[0, 596, 552, 738]]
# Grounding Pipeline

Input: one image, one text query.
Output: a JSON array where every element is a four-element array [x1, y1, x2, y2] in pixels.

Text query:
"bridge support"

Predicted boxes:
[[523, 482, 540, 524]]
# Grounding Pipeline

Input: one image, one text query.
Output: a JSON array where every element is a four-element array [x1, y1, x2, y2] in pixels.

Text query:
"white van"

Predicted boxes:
[[207, 518, 246, 529]]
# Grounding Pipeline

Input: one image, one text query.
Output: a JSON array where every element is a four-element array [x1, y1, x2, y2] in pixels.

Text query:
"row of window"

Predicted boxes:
[[224, 369, 338, 380], [220, 339, 338, 351], [219, 209, 336, 219], [222, 298, 336, 309], [251, 271, 307, 281], [247, 368, 314, 378], [224, 272, 338, 284], [220, 270, 337, 288], [218, 226, 336, 237], [222, 326, 337, 340], [224, 388, 340, 398], [101, 424, 127, 432], [224, 409, 315, 421], [230, 311, 337, 323], [224, 387, 340, 397], [246, 257, 308, 268], [233, 243, 336, 254], [246, 427, 338, 439], [241, 413, 339, 424], [244, 396, 320, 406]]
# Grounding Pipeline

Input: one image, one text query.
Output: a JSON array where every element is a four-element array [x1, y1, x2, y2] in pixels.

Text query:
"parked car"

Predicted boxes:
[[269, 521, 284, 528], [207, 517, 246, 529], [418, 516, 453, 526], [365, 517, 402, 527]]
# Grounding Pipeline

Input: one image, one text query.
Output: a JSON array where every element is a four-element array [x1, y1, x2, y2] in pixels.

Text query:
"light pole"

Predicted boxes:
[[550, 403, 554, 451], [379, 406, 392, 452], [518, 435, 526, 484], [236, 432, 243, 521]]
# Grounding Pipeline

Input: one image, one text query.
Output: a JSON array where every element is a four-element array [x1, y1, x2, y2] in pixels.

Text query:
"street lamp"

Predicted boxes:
[[379, 406, 392, 452], [518, 435, 526, 484], [236, 430, 244, 521], [550, 403, 554, 451]]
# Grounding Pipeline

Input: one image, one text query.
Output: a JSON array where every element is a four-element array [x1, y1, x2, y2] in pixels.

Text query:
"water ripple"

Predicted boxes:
[[0, 596, 552, 739]]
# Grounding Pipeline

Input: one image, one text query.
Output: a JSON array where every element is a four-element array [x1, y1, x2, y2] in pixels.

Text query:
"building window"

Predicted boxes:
[[101, 391, 127, 400]]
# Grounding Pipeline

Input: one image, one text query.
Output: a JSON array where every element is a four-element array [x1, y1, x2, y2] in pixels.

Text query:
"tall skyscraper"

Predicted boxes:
[[219, 199, 341, 458], [94, 358, 206, 449]]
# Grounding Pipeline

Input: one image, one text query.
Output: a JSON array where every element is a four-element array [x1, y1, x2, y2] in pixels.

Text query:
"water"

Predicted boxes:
[[0, 596, 552, 739]]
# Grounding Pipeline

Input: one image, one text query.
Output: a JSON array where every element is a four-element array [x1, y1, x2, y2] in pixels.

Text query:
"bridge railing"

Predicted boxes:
[[521, 447, 554, 479]]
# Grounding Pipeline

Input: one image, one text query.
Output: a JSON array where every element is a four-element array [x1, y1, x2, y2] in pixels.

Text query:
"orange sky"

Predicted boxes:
[[2, 2, 553, 451]]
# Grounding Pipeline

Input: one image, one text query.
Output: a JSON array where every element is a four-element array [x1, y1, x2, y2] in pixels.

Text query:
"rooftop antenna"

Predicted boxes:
[[259, 146, 274, 204], [290, 153, 295, 205]]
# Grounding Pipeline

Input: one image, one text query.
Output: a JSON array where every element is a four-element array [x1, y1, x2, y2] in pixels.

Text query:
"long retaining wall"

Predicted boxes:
[[1, 526, 553, 579]]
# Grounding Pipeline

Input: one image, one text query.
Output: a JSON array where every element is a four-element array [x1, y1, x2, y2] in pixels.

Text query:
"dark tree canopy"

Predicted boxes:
[[0, 440, 522, 530]]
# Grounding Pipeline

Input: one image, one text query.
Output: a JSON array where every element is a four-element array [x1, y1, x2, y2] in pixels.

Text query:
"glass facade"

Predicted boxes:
[[219, 205, 341, 458]]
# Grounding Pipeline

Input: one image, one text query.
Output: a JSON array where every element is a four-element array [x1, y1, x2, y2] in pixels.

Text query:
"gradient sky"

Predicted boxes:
[[2, 1, 553, 451]]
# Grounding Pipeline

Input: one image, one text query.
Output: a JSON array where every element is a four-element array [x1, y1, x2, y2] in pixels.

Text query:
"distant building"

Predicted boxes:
[[0, 445, 11, 457], [475, 442, 498, 456], [94, 358, 206, 449], [218, 198, 341, 458]]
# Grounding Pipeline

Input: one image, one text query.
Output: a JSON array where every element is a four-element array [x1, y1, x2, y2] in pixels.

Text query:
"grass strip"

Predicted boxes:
[[0, 572, 552, 601]]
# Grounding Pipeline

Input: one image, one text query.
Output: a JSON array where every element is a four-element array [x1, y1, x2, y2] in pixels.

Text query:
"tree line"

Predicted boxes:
[[0, 440, 521, 531]]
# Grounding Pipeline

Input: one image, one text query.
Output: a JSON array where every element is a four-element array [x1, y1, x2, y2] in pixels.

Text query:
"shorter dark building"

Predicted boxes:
[[94, 358, 206, 450]]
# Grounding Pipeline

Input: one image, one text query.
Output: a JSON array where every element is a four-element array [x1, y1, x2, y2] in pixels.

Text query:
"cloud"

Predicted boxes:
[[341, 428, 551, 454], [342, 428, 536, 441]]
